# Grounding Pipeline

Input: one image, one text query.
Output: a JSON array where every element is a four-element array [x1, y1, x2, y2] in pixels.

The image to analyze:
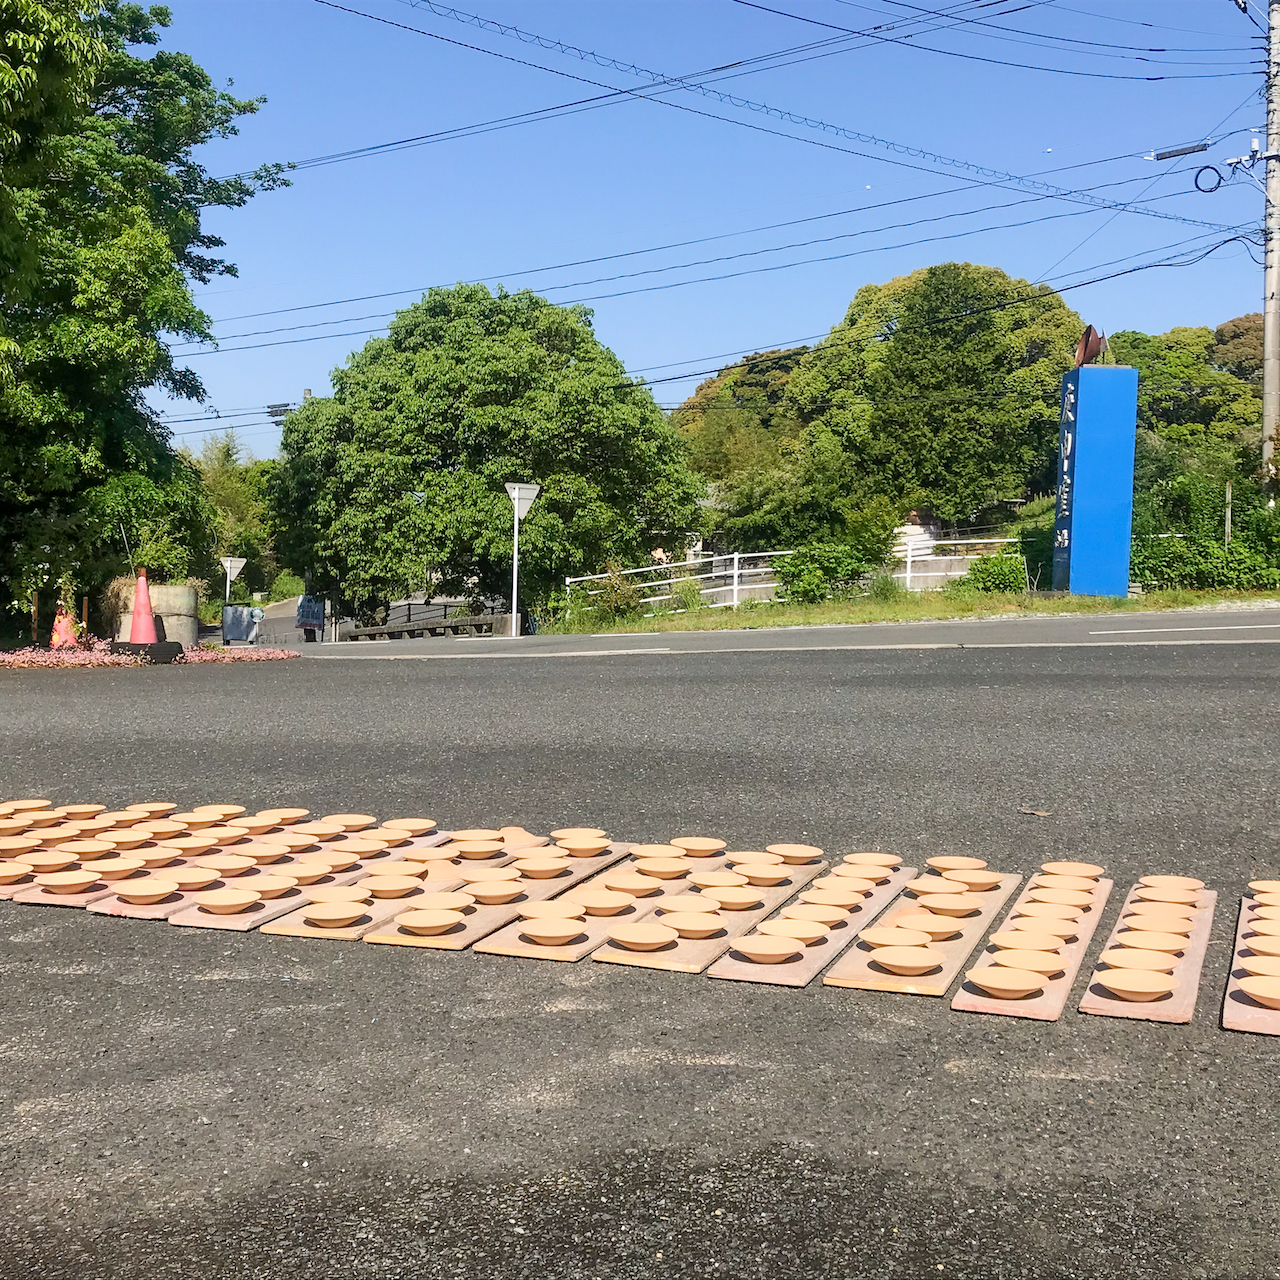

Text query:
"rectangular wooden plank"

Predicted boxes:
[[362, 844, 631, 951], [589, 863, 828, 973], [10, 882, 118, 908], [0, 870, 42, 901], [1222, 898, 1280, 1037], [439, 898, 664, 961], [951, 877, 1114, 1021], [1079, 884, 1216, 1024], [167, 891, 322, 932], [706, 865, 917, 988], [822, 872, 1022, 996]]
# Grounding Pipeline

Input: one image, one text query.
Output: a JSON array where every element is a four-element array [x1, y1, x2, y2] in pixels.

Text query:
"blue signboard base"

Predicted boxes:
[[1051, 366, 1139, 596]]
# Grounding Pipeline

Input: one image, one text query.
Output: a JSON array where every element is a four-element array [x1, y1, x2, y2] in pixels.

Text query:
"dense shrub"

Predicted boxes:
[[959, 551, 1028, 593], [268, 571, 306, 602], [1129, 537, 1280, 590], [775, 544, 871, 604]]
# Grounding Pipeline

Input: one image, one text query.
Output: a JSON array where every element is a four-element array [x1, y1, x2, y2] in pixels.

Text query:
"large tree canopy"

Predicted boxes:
[[272, 284, 705, 616], [672, 346, 807, 481], [783, 262, 1082, 523], [0, 2, 281, 612]]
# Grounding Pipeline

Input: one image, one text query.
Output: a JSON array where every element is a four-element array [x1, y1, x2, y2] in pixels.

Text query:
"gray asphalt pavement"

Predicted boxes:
[[1, 621, 1279, 1279]]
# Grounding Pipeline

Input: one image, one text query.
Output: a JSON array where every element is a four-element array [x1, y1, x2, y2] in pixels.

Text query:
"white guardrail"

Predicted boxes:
[[565, 551, 794, 611], [565, 536, 1027, 609]]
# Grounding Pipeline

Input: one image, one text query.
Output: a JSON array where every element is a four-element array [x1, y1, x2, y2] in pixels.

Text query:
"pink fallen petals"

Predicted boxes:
[[177, 645, 298, 663]]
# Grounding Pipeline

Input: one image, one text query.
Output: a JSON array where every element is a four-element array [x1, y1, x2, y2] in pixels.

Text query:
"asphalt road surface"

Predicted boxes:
[[2, 612, 1279, 1279]]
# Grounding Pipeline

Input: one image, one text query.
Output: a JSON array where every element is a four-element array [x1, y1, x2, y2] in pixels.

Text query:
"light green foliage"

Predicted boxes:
[[271, 283, 704, 618], [672, 347, 807, 481], [267, 570, 305, 602], [1109, 326, 1262, 450], [669, 576, 704, 612], [0, 3, 280, 615], [193, 431, 277, 593], [784, 263, 1081, 523], [866, 570, 903, 604], [775, 543, 872, 604], [958, 550, 1028, 593]]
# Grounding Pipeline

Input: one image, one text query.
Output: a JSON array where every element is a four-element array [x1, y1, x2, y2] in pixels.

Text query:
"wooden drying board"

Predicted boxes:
[[588, 862, 828, 973], [1222, 898, 1280, 1036], [10, 881, 117, 908], [950, 877, 1114, 1021], [361, 843, 633, 950], [167, 889, 324, 932], [435, 897, 660, 961], [463, 853, 737, 952], [90, 876, 232, 920], [706, 865, 917, 987], [0, 871, 42, 901], [822, 872, 1021, 996], [1078, 884, 1216, 1024]]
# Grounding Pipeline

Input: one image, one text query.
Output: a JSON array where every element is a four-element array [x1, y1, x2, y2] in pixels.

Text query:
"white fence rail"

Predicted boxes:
[[565, 551, 794, 610], [566, 536, 1028, 610]]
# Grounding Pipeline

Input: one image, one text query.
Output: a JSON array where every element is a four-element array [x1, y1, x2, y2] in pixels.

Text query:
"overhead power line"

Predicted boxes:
[[730, 0, 1262, 78], [310, 1, 1239, 236], [180, 173, 1234, 350]]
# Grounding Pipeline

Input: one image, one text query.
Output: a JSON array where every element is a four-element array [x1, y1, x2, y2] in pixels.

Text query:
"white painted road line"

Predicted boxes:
[[1089, 623, 1280, 635], [305, 637, 1280, 659]]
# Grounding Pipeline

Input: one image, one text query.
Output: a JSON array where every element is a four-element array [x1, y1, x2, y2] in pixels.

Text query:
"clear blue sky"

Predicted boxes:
[[158, 0, 1267, 456]]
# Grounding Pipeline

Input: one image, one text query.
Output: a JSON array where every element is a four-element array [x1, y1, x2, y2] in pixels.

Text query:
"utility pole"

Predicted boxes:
[[1265, 0, 1280, 481]]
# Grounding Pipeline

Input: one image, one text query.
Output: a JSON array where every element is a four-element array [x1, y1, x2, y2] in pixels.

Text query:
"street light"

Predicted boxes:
[[504, 482, 541, 637]]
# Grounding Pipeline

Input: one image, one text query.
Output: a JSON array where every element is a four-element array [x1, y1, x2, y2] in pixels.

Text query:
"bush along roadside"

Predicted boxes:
[[947, 550, 1030, 594], [773, 544, 874, 604], [1130, 537, 1280, 591]]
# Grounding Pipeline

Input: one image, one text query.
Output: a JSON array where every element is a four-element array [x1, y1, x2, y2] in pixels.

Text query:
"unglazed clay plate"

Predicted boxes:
[[919, 893, 983, 917], [732, 935, 802, 964], [608, 921, 678, 950], [193, 888, 260, 915], [724, 851, 783, 866], [659, 912, 724, 939], [303, 901, 367, 928], [988, 930, 1061, 952], [1238, 953, 1280, 979], [555, 838, 610, 858], [255, 807, 311, 825], [990, 948, 1065, 976], [35, 870, 99, 894], [779, 902, 848, 926], [244, 875, 296, 899], [550, 827, 607, 841], [1099, 947, 1177, 973], [757, 917, 829, 945], [1238, 975, 1280, 1009], [1114, 929, 1187, 953], [358, 875, 420, 898], [513, 857, 570, 879], [518, 901, 586, 921], [1007, 915, 1079, 939], [859, 926, 931, 949], [467, 882, 526, 904], [1032, 874, 1097, 893], [843, 852, 901, 869], [926, 856, 988, 872], [634, 857, 691, 880], [395, 909, 463, 936], [1139, 874, 1205, 892], [1096, 969, 1178, 1001], [891, 911, 960, 940], [966, 966, 1046, 1000], [602, 872, 663, 896], [940, 869, 1003, 892], [696, 885, 762, 910], [765, 843, 823, 863], [564, 889, 634, 916], [688, 869, 747, 889], [1039, 860, 1104, 879], [321, 813, 377, 831], [115, 879, 180, 905], [1134, 886, 1199, 906], [870, 945, 941, 975], [305, 884, 373, 904], [670, 837, 727, 856]]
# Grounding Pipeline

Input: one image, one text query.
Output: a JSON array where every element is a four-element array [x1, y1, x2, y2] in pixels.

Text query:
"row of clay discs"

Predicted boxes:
[[1237, 879, 1280, 1009], [0, 801, 437, 902], [596, 842, 829, 952], [955, 860, 1107, 999], [1085, 873, 1213, 1002], [693, 848, 901, 963], [855, 856, 1012, 976]]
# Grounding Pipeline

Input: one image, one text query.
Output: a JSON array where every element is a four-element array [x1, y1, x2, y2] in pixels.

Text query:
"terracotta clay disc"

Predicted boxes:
[[1238, 975, 1280, 1009], [696, 885, 762, 910], [757, 917, 829, 945], [303, 901, 367, 928], [659, 912, 724, 938], [670, 837, 727, 856], [870, 945, 941, 975], [550, 827, 606, 841], [842, 852, 901, 868], [966, 967, 1046, 1000], [779, 901, 848, 926], [1040, 861, 1104, 878], [990, 948, 1065, 975], [1096, 969, 1178, 1002], [1099, 947, 1178, 973], [732, 935, 803, 964], [322, 813, 377, 831], [765, 843, 823, 863], [1139, 874, 1206, 892], [860, 926, 931, 949], [926, 856, 988, 872]]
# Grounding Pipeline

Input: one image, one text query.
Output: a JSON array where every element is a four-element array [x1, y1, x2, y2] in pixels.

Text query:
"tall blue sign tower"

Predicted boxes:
[[1051, 365, 1140, 596]]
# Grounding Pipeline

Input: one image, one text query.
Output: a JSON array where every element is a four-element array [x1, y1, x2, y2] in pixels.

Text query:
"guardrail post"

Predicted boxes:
[[905, 540, 913, 592], [731, 552, 740, 608]]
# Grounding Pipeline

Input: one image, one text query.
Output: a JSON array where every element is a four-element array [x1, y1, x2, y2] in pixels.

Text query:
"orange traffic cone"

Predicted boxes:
[[128, 568, 158, 644]]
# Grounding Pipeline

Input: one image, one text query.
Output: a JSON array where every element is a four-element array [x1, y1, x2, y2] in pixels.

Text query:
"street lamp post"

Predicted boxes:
[[504, 482, 541, 637]]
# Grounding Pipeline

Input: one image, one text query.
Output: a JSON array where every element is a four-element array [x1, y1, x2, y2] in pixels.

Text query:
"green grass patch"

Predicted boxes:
[[538, 589, 1280, 636]]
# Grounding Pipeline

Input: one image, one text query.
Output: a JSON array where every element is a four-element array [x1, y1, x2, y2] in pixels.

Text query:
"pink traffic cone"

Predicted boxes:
[[128, 568, 158, 644]]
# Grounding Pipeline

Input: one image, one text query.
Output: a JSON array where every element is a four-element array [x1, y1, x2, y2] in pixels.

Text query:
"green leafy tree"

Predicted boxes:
[[192, 431, 277, 595], [0, 2, 283, 616], [271, 283, 705, 617], [672, 346, 807, 481], [784, 262, 1081, 524], [1109, 326, 1262, 452], [1212, 312, 1263, 390], [0, 0, 105, 333]]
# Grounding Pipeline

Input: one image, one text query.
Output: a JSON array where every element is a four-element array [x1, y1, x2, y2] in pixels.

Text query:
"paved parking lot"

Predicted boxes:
[[1, 623, 1277, 1278]]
